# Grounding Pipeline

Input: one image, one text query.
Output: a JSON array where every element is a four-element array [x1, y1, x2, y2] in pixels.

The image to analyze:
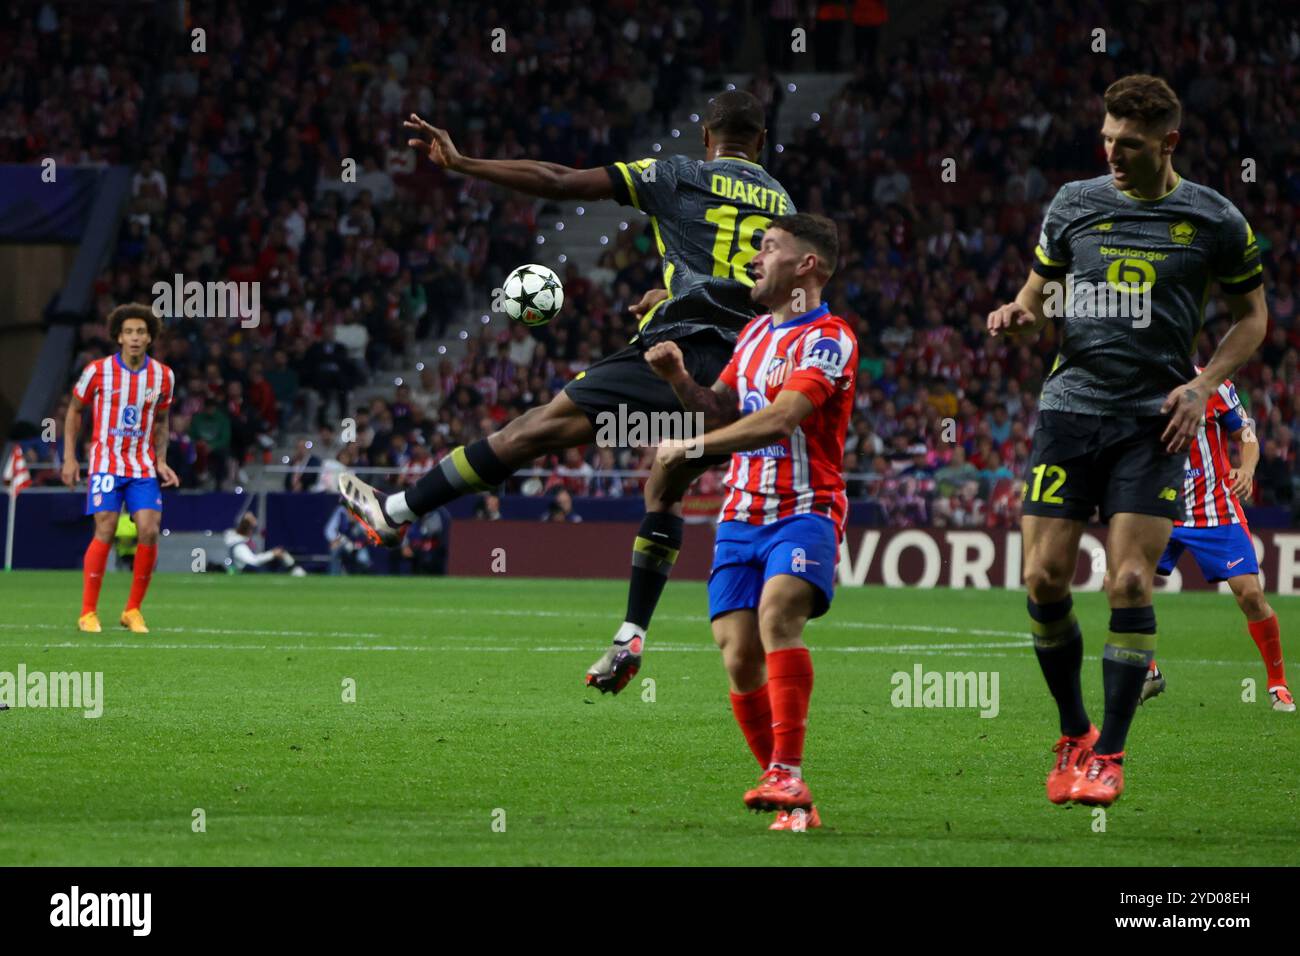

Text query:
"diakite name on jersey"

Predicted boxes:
[[710, 174, 788, 214]]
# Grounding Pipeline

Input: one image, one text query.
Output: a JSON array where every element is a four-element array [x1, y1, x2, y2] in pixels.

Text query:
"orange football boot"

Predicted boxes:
[[1071, 752, 1125, 806], [744, 768, 814, 813], [1046, 724, 1099, 804], [769, 806, 822, 831]]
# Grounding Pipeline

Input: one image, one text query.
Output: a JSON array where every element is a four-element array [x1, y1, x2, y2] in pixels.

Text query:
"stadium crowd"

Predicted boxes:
[[7, 0, 1299, 524]]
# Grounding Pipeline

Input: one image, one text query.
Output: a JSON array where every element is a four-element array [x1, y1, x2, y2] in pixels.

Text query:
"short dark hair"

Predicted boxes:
[[1104, 74, 1181, 132], [108, 303, 161, 342], [703, 90, 765, 141], [769, 213, 839, 278]]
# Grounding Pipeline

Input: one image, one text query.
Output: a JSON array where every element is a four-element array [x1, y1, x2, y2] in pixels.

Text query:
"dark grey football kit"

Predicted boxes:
[[1024, 174, 1262, 521], [563, 154, 794, 425]]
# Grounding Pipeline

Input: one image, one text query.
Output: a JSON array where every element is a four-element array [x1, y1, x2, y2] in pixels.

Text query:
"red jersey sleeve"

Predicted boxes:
[[72, 361, 100, 406], [159, 366, 176, 410], [782, 319, 857, 408]]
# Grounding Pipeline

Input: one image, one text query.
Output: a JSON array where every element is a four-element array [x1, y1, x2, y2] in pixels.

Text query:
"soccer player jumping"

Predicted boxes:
[[653, 214, 855, 830], [1141, 374, 1293, 712], [338, 92, 796, 694], [988, 75, 1268, 807], [63, 304, 178, 633]]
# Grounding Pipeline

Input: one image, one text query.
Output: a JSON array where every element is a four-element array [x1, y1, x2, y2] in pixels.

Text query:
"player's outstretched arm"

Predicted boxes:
[[61, 399, 83, 487], [644, 341, 740, 429], [658, 390, 815, 471], [405, 114, 613, 201], [987, 271, 1052, 340], [1162, 285, 1268, 453]]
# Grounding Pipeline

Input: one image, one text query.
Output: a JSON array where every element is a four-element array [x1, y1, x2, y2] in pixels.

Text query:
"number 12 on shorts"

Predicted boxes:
[[1026, 464, 1066, 504]]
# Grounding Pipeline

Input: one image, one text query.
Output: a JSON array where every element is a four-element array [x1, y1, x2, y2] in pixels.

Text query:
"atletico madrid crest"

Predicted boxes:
[[765, 357, 788, 388]]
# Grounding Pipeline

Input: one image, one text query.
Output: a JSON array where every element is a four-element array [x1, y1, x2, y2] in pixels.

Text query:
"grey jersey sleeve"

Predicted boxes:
[[604, 156, 684, 214], [1031, 183, 1076, 279], [1211, 202, 1264, 295]]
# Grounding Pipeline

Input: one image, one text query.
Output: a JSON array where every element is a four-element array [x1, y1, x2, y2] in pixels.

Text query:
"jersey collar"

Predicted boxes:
[[114, 352, 150, 375], [771, 302, 829, 329], [1118, 172, 1182, 203]]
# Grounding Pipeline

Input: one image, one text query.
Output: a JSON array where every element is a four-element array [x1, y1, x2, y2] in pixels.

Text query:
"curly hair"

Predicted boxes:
[[107, 303, 161, 342]]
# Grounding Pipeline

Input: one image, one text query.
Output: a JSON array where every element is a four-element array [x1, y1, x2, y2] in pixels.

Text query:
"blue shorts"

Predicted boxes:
[[708, 514, 838, 620], [85, 473, 163, 516], [1157, 523, 1258, 583]]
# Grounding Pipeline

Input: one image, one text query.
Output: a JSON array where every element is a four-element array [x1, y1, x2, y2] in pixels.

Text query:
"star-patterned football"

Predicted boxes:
[[502, 264, 564, 327]]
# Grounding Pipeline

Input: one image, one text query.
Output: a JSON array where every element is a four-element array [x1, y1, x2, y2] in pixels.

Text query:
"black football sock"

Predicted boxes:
[[618, 511, 684, 642], [1029, 595, 1091, 737], [399, 440, 514, 518], [1095, 606, 1158, 756]]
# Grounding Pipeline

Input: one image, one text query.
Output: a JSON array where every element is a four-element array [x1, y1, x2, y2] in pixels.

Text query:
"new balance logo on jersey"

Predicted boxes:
[[1158, 487, 1178, 501]]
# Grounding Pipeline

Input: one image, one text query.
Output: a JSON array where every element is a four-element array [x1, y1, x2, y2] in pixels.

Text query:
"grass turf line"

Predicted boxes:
[[1, 572, 1296, 865]]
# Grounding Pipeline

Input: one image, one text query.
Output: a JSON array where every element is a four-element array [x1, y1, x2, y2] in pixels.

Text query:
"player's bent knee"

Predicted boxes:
[[1236, 585, 1269, 618], [1109, 567, 1151, 604], [1024, 564, 1071, 602]]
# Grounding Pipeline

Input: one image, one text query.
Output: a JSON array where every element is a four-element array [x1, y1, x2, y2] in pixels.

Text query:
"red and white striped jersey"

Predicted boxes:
[[716, 303, 858, 537], [72, 353, 175, 478], [1180, 376, 1250, 528]]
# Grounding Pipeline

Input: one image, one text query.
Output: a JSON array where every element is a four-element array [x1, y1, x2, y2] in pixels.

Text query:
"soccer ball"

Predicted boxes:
[[502, 264, 564, 327]]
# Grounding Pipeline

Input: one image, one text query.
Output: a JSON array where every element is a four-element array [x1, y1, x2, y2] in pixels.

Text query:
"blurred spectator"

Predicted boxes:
[[545, 488, 582, 523], [324, 505, 373, 575], [224, 513, 302, 574]]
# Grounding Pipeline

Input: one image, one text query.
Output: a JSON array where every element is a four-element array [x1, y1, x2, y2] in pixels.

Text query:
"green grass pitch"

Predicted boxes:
[[1, 571, 1296, 866]]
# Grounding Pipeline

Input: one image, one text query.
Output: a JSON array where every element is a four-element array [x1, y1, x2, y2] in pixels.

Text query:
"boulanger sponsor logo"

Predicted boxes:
[[1042, 271, 1151, 327], [49, 886, 151, 936], [890, 664, 1000, 718], [0, 665, 104, 718], [1097, 245, 1170, 262], [593, 404, 707, 458]]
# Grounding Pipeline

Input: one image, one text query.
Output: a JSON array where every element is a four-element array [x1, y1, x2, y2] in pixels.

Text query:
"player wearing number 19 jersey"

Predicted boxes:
[[987, 75, 1269, 807], [1144, 375, 1294, 712], [335, 91, 796, 696], [62, 304, 177, 634]]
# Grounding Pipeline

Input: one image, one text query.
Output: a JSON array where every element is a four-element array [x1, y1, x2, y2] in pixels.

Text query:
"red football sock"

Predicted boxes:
[[81, 538, 111, 615], [767, 647, 814, 768], [126, 543, 158, 612], [729, 684, 773, 768], [1248, 614, 1286, 689]]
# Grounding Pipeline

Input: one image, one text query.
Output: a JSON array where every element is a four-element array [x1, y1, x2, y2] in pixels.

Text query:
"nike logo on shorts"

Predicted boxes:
[[1226, 558, 1245, 569]]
